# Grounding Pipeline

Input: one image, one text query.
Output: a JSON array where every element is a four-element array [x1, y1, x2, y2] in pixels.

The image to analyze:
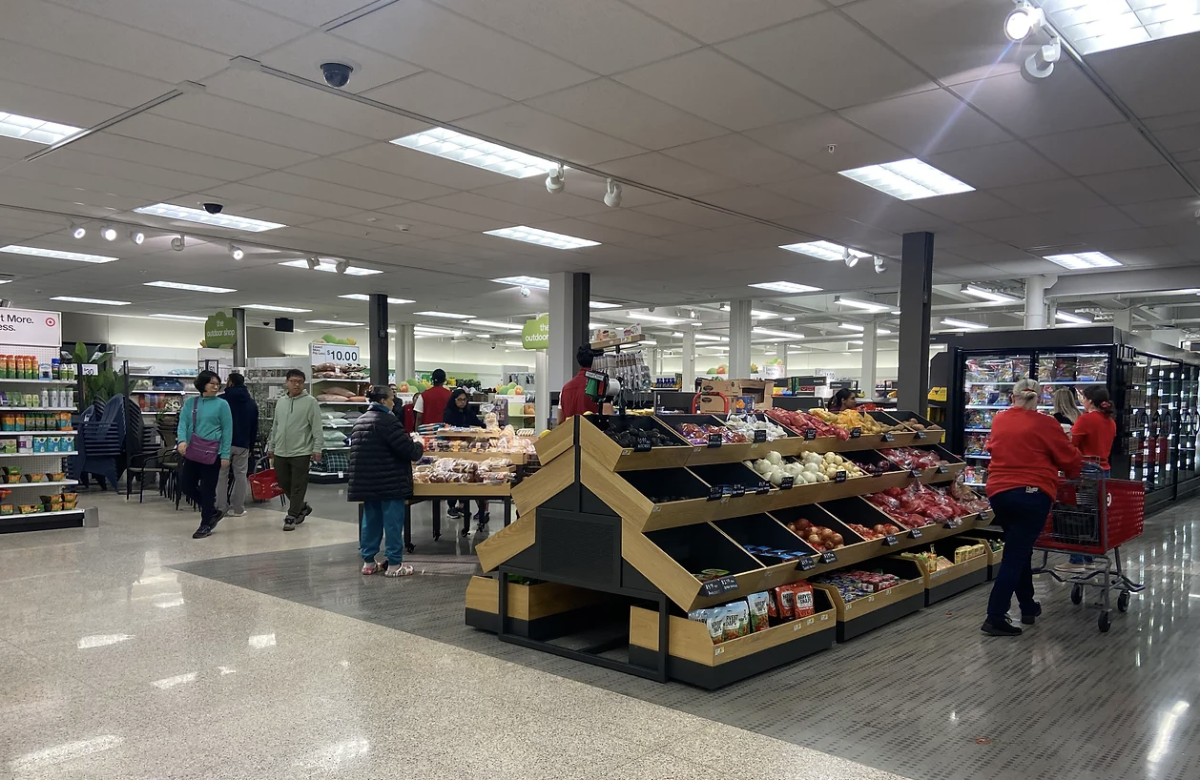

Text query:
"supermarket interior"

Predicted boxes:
[[3, 1, 1200, 779]]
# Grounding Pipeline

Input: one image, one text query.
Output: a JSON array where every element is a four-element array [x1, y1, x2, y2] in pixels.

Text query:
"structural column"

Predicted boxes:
[[1046, 299, 1058, 329], [897, 232, 934, 413], [368, 294, 388, 387], [861, 322, 877, 401], [396, 324, 415, 384], [232, 307, 247, 368], [1024, 276, 1047, 330], [1113, 308, 1133, 332], [548, 272, 590, 392], [728, 300, 753, 380], [534, 350, 548, 431], [681, 329, 696, 390]]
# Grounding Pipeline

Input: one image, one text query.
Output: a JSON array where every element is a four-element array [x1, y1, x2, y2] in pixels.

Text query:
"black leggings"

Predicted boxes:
[[181, 458, 221, 526]]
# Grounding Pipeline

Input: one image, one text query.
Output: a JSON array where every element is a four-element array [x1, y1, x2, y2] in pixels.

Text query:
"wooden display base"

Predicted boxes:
[[961, 533, 1005, 580], [813, 570, 926, 642], [465, 576, 612, 639]]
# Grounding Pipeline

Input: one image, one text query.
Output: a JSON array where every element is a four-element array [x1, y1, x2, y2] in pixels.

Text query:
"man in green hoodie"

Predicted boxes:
[[269, 368, 324, 531]]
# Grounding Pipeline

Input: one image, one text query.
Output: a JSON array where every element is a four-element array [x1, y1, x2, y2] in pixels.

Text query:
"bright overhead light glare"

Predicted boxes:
[[692, 333, 729, 343], [782, 316, 796, 322], [144, 281, 236, 294], [390, 127, 557, 178], [483, 226, 599, 250], [942, 317, 988, 330], [779, 240, 869, 262], [241, 303, 311, 312], [590, 301, 621, 309], [839, 158, 975, 200], [1056, 310, 1093, 326], [467, 319, 523, 330], [835, 296, 892, 313], [229, 244, 244, 261], [493, 276, 550, 289], [306, 319, 364, 326], [839, 323, 866, 332], [100, 225, 117, 241], [1005, 2, 1043, 41], [1043, 251, 1122, 270], [752, 327, 804, 340], [51, 296, 130, 306], [149, 314, 208, 322], [414, 310, 473, 319], [0, 111, 82, 144], [963, 285, 1021, 303], [72, 225, 86, 239], [877, 328, 893, 335], [0, 245, 117, 264], [748, 281, 823, 294], [630, 311, 682, 325], [279, 258, 381, 276], [337, 294, 415, 304], [129, 230, 145, 245], [133, 203, 284, 232], [1040, 1, 1198, 55], [415, 325, 458, 335], [1023, 36, 1061, 80]]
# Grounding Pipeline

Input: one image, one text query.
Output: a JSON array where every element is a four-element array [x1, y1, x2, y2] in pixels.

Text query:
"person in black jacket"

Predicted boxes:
[[442, 388, 489, 527], [348, 385, 424, 576], [218, 373, 258, 518]]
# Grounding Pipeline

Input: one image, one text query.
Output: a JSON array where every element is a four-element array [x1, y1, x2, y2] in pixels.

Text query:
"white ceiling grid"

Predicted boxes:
[[0, 0, 1193, 336]]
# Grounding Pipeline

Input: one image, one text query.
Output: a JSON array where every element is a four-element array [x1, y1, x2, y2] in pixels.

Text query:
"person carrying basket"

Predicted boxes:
[[981, 378, 1082, 636]]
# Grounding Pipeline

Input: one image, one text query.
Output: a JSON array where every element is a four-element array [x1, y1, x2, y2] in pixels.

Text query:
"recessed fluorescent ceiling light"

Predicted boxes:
[[279, 258, 380, 276], [483, 226, 599, 250], [0, 245, 117, 264], [467, 319, 522, 330], [51, 296, 130, 306], [963, 285, 1021, 303], [692, 334, 729, 343], [839, 323, 866, 331], [839, 158, 974, 200], [748, 281, 823, 293], [504, 340, 522, 346], [1043, 251, 1122, 270], [134, 203, 284, 232], [779, 240, 869, 262], [752, 327, 804, 340], [306, 319, 364, 326], [149, 314, 208, 321], [415, 325, 458, 335], [493, 276, 549, 289], [144, 281, 236, 294], [836, 297, 892, 312], [590, 301, 621, 309], [750, 310, 779, 319], [389, 127, 556, 178], [338, 294, 416, 304], [1056, 310, 1093, 325], [415, 311, 473, 319], [1042, 0, 1200, 55], [630, 312, 682, 324], [0, 111, 82, 144], [242, 304, 311, 312], [942, 317, 988, 330]]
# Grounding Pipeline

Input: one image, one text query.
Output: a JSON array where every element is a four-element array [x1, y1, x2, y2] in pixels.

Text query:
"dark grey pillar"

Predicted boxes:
[[232, 307, 247, 368], [570, 272, 591, 349], [548, 272, 590, 389], [897, 232, 934, 414], [368, 293, 388, 387]]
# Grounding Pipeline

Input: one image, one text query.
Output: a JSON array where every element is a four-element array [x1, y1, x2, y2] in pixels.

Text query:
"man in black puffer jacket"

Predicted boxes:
[[218, 373, 258, 517], [348, 385, 424, 576]]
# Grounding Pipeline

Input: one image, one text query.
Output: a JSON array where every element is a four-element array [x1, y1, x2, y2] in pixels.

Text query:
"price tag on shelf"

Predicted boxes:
[[780, 476, 795, 490], [834, 470, 847, 483], [707, 485, 725, 502], [797, 556, 816, 571], [945, 518, 963, 530], [980, 510, 993, 522], [310, 342, 361, 365], [633, 437, 653, 452], [707, 433, 723, 448], [882, 432, 895, 442], [337, 471, 344, 479], [755, 481, 771, 495], [804, 428, 817, 440], [850, 427, 862, 439], [916, 430, 928, 440], [701, 576, 739, 596], [821, 550, 838, 565], [753, 429, 767, 443], [936, 464, 949, 474], [909, 527, 923, 539], [883, 534, 898, 546], [910, 468, 923, 479], [731, 485, 746, 498]]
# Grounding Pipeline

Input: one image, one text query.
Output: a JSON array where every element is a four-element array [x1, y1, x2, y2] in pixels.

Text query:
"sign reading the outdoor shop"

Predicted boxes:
[[310, 342, 360, 364], [522, 314, 549, 350], [0, 307, 60, 347], [203, 311, 237, 349]]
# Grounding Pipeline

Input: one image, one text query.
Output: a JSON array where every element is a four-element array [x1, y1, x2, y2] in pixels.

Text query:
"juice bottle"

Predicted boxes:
[[15, 413, 24, 432]]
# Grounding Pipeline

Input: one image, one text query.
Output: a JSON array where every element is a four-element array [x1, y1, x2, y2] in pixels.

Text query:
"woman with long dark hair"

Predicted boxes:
[[177, 370, 233, 539], [1058, 386, 1118, 572], [827, 388, 857, 413]]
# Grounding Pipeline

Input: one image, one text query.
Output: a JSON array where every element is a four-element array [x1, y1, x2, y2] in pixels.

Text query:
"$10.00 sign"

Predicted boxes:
[[310, 342, 360, 364]]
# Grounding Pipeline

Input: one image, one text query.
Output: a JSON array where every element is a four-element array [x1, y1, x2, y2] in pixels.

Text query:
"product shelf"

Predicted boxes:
[[0, 431, 76, 437], [0, 378, 75, 385], [811, 557, 926, 642], [0, 450, 77, 458], [905, 538, 991, 605]]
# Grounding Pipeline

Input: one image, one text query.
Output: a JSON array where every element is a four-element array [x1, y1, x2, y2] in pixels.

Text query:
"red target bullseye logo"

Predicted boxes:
[[45, 317, 57, 327]]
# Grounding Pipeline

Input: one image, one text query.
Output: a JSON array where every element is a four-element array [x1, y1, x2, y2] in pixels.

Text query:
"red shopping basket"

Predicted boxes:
[[249, 469, 285, 501]]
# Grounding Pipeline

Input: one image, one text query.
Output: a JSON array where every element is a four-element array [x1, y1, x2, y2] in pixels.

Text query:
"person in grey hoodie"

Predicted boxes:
[[268, 368, 324, 531]]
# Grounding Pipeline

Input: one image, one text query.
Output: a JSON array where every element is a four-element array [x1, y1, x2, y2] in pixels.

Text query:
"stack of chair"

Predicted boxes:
[[70, 395, 127, 490]]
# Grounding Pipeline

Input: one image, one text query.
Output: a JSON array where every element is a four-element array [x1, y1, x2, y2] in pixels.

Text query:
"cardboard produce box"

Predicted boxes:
[[697, 379, 774, 412]]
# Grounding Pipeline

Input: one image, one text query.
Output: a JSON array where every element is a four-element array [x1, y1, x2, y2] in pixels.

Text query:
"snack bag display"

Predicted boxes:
[[689, 606, 727, 645], [773, 584, 796, 621], [723, 601, 750, 641], [790, 582, 816, 619], [746, 592, 770, 633]]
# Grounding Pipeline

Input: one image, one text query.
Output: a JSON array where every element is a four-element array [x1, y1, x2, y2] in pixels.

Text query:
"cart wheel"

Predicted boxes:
[[1071, 584, 1083, 605], [405, 542, 415, 554], [1118, 592, 1130, 612], [1098, 612, 1111, 633]]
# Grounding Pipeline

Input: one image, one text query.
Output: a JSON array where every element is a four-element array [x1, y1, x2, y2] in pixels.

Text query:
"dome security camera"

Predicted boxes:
[[320, 62, 354, 89], [202, 203, 223, 215]]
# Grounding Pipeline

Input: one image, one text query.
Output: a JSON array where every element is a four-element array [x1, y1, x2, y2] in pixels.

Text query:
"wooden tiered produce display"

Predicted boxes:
[[467, 410, 993, 689]]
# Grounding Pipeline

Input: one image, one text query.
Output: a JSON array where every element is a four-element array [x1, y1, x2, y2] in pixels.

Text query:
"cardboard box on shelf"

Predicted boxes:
[[697, 379, 774, 411]]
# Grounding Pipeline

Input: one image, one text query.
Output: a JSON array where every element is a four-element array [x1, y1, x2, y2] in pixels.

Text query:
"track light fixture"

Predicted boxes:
[[229, 244, 244, 261], [1004, 1, 1043, 42], [129, 229, 145, 245], [545, 163, 565, 194], [873, 256, 887, 275], [100, 225, 117, 241], [335, 259, 349, 275], [1023, 35, 1061, 80], [843, 248, 859, 269], [71, 224, 86, 239], [171, 234, 186, 251], [604, 178, 622, 208]]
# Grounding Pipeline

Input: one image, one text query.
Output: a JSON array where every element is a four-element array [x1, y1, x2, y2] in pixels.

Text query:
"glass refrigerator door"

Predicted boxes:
[[961, 353, 1032, 488], [1131, 354, 1183, 495], [1181, 364, 1199, 482]]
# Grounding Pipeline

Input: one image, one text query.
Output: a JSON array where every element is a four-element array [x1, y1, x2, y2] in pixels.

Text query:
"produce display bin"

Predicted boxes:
[[581, 414, 692, 471], [658, 413, 765, 465], [961, 533, 1005, 580], [906, 539, 990, 605], [811, 558, 925, 642]]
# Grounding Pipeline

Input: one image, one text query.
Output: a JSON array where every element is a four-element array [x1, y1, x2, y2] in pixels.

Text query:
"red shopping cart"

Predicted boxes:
[[1035, 475, 1145, 632]]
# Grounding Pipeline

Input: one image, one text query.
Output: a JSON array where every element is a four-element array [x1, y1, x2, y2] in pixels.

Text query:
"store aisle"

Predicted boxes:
[[0, 492, 911, 780]]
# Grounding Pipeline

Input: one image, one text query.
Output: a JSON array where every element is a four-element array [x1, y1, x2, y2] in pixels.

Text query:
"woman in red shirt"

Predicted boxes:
[[982, 378, 1082, 636], [1059, 386, 1117, 570]]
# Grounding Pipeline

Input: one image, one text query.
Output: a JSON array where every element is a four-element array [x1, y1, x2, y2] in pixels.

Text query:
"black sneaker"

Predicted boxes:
[[210, 511, 224, 528], [295, 504, 311, 525], [446, 506, 462, 519], [1021, 602, 1043, 625], [981, 616, 1022, 636], [283, 516, 296, 531], [192, 525, 214, 539]]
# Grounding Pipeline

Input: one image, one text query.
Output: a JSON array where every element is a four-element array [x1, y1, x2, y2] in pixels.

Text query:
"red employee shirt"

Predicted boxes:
[[559, 368, 598, 421], [417, 385, 451, 425], [1071, 410, 1117, 471], [985, 406, 1082, 499]]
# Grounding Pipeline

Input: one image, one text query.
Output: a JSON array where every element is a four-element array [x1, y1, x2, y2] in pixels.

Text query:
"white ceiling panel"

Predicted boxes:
[[258, 32, 423, 93], [910, 191, 1025, 223], [252, 225, 395, 254], [332, 0, 594, 101], [1028, 123, 1164, 177], [623, 0, 825, 44], [32, 149, 226, 194], [0, 1, 230, 84], [419, 192, 561, 225], [0, 137, 38, 161], [1081, 166, 1196, 206], [457, 104, 645, 165], [661, 134, 820, 186], [527, 217, 651, 248], [989, 178, 1109, 214], [1088, 34, 1200, 119], [718, 12, 937, 110], [287, 217, 423, 244], [1146, 121, 1200, 156], [380, 202, 512, 232], [0, 77, 125, 129], [1120, 198, 1200, 228], [927, 141, 1065, 189], [1074, 227, 1166, 251], [70, 132, 270, 182], [699, 187, 819, 221], [1041, 206, 1139, 235], [0, 40, 173, 110], [336, 143, 510, 190], [468, 180, 612, 219], [51, 0, 309, 57], [528, 79, 726, 151], [581, 209, 693, 237], [343, 212, 469, 240], [768, 173, 899, 215], [240, 171, 404, 211], [746, 113, 907, 173], [198, 183, 362, 219], [777, 212, 901, 255], [965, 214, 1079, 249], [236, 0, 379, 26], [595, 153, 741, 196], [840, 88, 1013, 157], [615, 50, 822, 132], [109, 114, 318, 170], [430, 0, 697, 74], [632, 199, 748, 229], [282, 158, 457, 201], [362, 72, 510, 122], [0, 174, 155, 214]]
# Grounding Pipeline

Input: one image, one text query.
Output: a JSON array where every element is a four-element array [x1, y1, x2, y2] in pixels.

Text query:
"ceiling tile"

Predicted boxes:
[[34, 148, 225, 193], [965, 214, 1078, 249], [1028, 123, 1165, 177], [594, 153, 741, 196], [989, 178, 1109, 213], [362, 72, 510, 121], [199, 183, 362, 219], [344, 212, 468, 240], [0, 40, 173, 110], [71, 132, 270, 182], [1089, 33, 1200, 118], [283, 158, 457, 201], [633, 199, 748, 228], [381, 202, 510, 232], [950, 242, 1045, 266], [1040, 206, 1139, 235], [1074, 227, 1166, 251], [0, 171, 170, 212], [458, 104, 646, 165], [237, 0, 379, 25], [1119, 198, 1200, 228], [332, 0, 594, 101], [718, 12, 937, 110], [429, 0, 697, 74], [527, 79, 726, 151], [840, 88, 1013, 156], [468, 180, 612, 218], [1081, 166, 1196, 206], [768, 173, 898, 214], [529, 217, 649, 247], [699, 187, 819, 221], [241, 171, 405, 211], [909, 191, 1025, 223], [746, 113, 907, 173], [662, 134, 820, 186], [616, 50, 822, 132], [0, 77, 125, 128], [420, 192, 561, 225], [623, 0, 825, 44], [109, 114, 317, 170], [927, 142, 1065, 189], [1147, 122, 1200, 156], [337, 143, 510, 190], [776, 212, 900, 254], [258, 32, 423, 93], [581, 210, 693, 237]]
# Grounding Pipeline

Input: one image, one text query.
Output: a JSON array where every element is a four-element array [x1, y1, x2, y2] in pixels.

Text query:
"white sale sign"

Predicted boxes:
[[310, 342, 360, 365], [0, 308, 61, 347]]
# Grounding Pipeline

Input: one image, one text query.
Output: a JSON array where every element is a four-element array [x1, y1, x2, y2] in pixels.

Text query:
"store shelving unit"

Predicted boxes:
[[311, 373, 369, 484], [467, 413, 991, 689]]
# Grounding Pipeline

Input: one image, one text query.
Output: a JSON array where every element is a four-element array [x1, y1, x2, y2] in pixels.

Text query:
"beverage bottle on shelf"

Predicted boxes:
[[41, 389, 49, 408]]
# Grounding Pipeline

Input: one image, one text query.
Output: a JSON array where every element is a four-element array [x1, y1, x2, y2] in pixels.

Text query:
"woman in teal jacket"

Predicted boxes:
[[177, 370, 234, 538]]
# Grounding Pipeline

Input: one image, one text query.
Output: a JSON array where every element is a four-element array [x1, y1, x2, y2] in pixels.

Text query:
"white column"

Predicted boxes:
[[682, 330, 695, 390], [861, 323, 877, 401], [729, 300, 753, 380], [1024, 275, 1046, 330], [534, 349, 549, 430], [397, 324, 415, 381], [1113, 308, 1133, 332], [1046, 299, 1058, 329]]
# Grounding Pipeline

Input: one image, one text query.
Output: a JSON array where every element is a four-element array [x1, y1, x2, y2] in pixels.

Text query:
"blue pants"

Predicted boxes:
[[987, 487, 1053, 622], [360, 499, 406, 564], [1070, 466, 1110, 564]]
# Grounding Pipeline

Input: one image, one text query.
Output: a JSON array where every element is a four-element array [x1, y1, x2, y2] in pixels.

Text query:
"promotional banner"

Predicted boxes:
[[522, 314, 549, 350], [203, 311, 237, 349], [0, 308, 60, 347]]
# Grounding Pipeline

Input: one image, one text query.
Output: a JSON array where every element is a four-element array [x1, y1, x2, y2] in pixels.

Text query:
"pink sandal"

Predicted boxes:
[[361, 561, 382, 575]]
